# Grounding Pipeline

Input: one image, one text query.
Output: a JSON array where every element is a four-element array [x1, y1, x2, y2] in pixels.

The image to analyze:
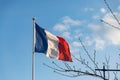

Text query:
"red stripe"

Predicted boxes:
[[57, 36, 72, 62]]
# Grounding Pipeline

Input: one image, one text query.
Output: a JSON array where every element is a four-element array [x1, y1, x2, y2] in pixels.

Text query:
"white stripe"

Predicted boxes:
[[45, 30, 59, 59]]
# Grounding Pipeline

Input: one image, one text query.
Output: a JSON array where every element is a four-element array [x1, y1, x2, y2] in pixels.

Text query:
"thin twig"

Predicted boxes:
[[63, 62, 72, 70], [43, 63, 65, 72], [52, 61, 65, 70], [104, 0, 120, 25], [79, 38, 102, 76], [100, 19, 120, 30], [64, 70, 106, 80], [72, 54, 95, 74]]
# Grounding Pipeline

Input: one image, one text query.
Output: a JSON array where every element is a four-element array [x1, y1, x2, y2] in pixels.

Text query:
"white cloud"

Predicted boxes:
[[100, 8, 106, 13], [62, 16, 81, 26], [85, 36, 93, 46], [62, 32, 71, 39], [84, 8, 94, 12], [93, 15, 100, 19], [70, 47, 80, 54], [74, 29, 81, 34], [88, 24, 102, 32], [118, 6, 120, 11], [94, 37, 105, 50], [82, 35, 105, 50], [53, 24, 68, 32], [85, 12, 120, 49], [103, 12, 120, 27], [72, 41, 82, 47], [53, 16, 82, 32], [103, 12, 120, 45], [74, 33, 83, 39], [105, 28, 120, 45]]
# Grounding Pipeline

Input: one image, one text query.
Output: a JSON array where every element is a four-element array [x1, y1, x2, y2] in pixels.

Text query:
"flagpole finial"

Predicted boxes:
[[32, 17, 36, 21]]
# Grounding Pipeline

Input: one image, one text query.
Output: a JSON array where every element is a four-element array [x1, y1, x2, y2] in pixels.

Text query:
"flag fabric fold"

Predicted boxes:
[[34, 23, 72, 62]]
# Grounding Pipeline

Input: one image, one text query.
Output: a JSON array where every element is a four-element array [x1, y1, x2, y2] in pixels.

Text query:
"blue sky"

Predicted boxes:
[[0, 0, 120, 80]]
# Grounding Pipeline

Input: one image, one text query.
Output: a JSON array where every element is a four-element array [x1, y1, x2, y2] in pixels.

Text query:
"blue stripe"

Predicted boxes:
[[35, 23, 48, 53]]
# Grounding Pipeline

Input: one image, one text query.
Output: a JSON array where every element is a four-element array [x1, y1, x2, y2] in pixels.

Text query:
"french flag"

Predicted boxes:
[[34, 23, 72, 62]]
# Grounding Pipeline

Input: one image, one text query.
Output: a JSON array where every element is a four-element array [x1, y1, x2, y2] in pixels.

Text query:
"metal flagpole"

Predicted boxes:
[[32, 18, 36, 80]]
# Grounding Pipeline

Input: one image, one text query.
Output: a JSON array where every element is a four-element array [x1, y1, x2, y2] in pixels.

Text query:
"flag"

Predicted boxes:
[[34, 23, 72, 62]]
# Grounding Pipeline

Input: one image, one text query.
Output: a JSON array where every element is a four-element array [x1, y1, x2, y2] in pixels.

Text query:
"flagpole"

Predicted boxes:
[[32, 18, 36, 80]]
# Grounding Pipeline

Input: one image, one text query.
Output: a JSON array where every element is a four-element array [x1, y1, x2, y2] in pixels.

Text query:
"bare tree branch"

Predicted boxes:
[[103, 0, 120, 26], [100, 19, 120, 30], [72, 54, 96, 74], [43, 1, 120, 79], [79, 38, 102, 76]]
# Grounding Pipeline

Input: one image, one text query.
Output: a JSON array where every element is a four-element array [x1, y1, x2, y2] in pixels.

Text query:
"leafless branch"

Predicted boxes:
[[44, 62, 106, 79], [43, 1, 120, 79], [113, 71, 118, 80], [72, 54, 95, 73], [100, 19, 120, 30], [103, 0, 120, 26], [79, 38, 102, 76]]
